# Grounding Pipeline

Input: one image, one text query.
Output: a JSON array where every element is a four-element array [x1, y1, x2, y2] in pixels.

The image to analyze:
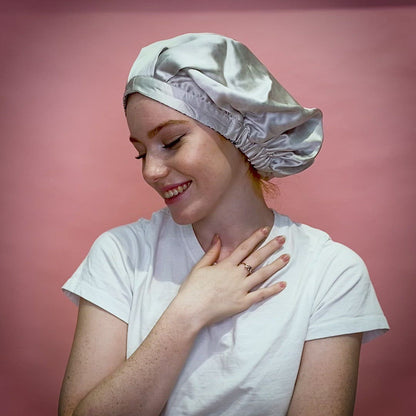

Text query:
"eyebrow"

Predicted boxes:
[[129, 120, 189, 143]]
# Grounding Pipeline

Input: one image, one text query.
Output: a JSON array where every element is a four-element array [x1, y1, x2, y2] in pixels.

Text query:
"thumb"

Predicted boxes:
[[197, 234, 221, 268]]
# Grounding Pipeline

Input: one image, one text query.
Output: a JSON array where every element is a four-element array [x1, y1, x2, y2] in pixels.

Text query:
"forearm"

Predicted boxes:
[[62, 229, 287, 416], [72, 299, 201, 416]]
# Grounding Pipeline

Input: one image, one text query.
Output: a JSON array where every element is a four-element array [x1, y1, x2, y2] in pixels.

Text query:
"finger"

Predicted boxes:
[[247, 254, 290, 288], [196, 234, 221, 268], [246, 281, 287, 304], [243, 235, 285, 271], [227, 226, 270, 265]]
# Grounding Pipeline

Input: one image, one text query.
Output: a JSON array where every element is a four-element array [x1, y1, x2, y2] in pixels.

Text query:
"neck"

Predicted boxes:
[[192, 191, 274, 261]]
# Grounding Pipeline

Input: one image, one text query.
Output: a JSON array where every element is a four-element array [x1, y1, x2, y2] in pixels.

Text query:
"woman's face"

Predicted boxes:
[[126, 94, 250, 225]]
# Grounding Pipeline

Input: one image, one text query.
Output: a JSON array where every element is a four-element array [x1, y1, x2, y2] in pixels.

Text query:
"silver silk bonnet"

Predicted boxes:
[[123, 33, 323, 179]]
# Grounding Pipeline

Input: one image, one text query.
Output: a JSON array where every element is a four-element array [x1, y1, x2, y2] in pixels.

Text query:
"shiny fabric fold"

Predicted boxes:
[[123, 33, 323, 178]]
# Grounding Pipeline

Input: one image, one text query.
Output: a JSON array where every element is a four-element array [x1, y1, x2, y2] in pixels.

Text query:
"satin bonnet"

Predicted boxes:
[[123, 33, 323, 179]]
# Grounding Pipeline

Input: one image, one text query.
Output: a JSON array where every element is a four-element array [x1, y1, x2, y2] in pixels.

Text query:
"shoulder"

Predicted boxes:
[[105, 207, 171, 239], [91, 208, 173, 258], [274, 212, 331, 248], [272, 211, 389, 343], [274, 211, 367, 280]]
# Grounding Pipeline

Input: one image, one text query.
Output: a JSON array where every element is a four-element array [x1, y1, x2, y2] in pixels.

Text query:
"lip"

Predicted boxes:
[[162, 181, 192, 205], [161, 181, 192, 193]]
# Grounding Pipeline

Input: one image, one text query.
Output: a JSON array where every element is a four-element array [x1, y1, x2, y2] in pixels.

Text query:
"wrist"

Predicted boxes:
[[168, 295, 207, 336]]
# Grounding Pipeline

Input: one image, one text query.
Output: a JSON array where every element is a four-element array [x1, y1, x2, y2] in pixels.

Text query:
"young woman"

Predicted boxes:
[[59, 33, 389, 416]]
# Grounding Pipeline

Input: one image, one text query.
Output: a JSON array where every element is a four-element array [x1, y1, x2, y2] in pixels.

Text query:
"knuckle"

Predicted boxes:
[[261, 263, 275, 275], [238, 241, 251, 252], [257, 292, 267, 302], [274, 256, 287, 268], [247, 252, 259, 265]]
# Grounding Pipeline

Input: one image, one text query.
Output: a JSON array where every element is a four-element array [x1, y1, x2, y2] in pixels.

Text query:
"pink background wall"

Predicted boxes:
[[1, 1, 415, 414]]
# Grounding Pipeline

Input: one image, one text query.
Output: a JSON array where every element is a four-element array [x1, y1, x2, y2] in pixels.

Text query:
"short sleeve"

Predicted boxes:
[[306, 241, 389, 344], [62, 231, 133, 323]]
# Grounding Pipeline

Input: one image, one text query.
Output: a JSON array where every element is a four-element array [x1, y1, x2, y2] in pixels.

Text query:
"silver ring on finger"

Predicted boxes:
[[240, 262, 253, 276]]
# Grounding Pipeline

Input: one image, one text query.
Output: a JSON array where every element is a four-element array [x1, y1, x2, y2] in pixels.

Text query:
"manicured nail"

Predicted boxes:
[[211, 234, 219, 246], [281, 254, 290, 262], [276, 235, 285, 244], [279, 281, 287, 288]]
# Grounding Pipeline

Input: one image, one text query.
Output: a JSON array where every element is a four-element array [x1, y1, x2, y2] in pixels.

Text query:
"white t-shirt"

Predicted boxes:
[[63, 208, 389, 415]]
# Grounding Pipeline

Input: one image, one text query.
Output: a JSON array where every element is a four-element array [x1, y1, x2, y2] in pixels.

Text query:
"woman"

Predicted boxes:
[[59, 33, 389, 416]]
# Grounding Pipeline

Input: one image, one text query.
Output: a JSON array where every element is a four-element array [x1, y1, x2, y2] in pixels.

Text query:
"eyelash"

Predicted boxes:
[[163, 135, 184, 149], [135, 135, 185, 160]]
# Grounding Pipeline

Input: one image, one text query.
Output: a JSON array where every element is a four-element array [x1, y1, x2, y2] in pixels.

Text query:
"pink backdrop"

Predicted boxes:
[[1, 1, 415, 414]]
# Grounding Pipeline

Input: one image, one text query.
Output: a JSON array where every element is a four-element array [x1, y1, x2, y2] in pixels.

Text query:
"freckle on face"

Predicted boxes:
[[126, 94, 249, 225]]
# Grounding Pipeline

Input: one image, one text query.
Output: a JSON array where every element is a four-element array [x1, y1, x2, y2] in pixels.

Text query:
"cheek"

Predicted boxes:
[[185, 150, 234, 181], [175, 132, 244, 181], [174, 144, 212, 172]]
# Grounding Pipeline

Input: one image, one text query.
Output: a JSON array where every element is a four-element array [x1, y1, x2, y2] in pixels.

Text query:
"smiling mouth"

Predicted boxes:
[[163, 181, 192, 199]]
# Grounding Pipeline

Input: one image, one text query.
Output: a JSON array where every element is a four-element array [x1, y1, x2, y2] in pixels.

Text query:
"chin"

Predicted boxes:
[[167, 205, 206, 226]]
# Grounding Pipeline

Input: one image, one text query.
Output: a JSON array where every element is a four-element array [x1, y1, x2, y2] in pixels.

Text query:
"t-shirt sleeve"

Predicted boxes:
[[305, 241, 389, 344], [62, 231, 133, 323]]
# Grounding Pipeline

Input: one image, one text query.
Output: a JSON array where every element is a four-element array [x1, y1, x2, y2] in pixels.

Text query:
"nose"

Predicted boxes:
[[142, 153, 169, 184]]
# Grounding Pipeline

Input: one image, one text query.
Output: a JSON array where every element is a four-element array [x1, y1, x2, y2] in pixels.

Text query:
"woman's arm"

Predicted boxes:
[[58, 300, 128, 416], [59, 227, 288, 416], [287, 333, 362, 416], [59, 297, 204, 416]]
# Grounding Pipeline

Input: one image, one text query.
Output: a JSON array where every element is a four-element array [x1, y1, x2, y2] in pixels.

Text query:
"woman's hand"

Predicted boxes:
[[60, 227, 289, 416], [174, 226, 289, 329]]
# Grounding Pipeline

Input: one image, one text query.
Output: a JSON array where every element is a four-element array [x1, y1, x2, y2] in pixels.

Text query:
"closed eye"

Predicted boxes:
[[135, 134, 185, 160], [163, 134, 185, 149]]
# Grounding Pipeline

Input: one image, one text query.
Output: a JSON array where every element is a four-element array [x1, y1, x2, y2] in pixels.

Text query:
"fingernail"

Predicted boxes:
[[211, 234, 219, 246], [279, 281, 287, 288], [276, 235, 285, 244], [262, 226, 270, 234], [281, 254, 290, 262]]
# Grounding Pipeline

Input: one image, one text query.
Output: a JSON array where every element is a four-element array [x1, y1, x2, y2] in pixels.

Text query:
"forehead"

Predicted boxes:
[[126, 93, 192, 128]]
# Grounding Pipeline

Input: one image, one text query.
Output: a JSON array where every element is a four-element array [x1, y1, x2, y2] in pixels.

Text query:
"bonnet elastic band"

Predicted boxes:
[[123, 33, 323, 179]]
